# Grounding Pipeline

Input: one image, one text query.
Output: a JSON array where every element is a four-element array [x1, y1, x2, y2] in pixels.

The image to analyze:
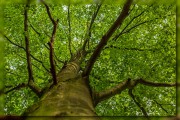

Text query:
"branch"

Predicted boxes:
[[1, 32, 49, 72], [5, 83, 27, 94], [16, 53, 48, 73], [128, 89, 148, 117], [29, 20, 51, 38], [43, 43, 65, 64], [94, 78, 177, 105], [41, 0, 56, 25], [94, 79, 131, 105], [28, 80, 42, 97], [128, 4, 135, 14], [42, 0, 59, 85], [24, 0, 33, 84], [6, 69, 26, 78], [104, 45, 175, 52], [24, 0, 42, 97], [0, 31, 26, 50], [136, 78, 177, 87], [153, 100, 169, 114], [30, 20, 65, 67], [4, 82, 42, 97], [82, 3, 102, 50], [34, 40, 63, 69], [113, 9, 146, 41], [30, 53, 50, 72], [67, 4, 73, 57], [121, 20, 149, 35], [112, 4, 154, 41], [113, 13, 175, 41], [104, 45, 159, 51], [83, 0, 133, 77], [29, 21, 41, 36]]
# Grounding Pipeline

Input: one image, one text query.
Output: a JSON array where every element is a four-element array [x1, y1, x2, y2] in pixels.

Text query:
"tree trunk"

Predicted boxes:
[[24, 59, 99, 120]]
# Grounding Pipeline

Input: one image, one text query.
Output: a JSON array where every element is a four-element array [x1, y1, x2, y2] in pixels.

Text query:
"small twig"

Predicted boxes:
[[82, 3, 102, 50], [114, 14, 175, 40], [121, 20, 149, 35], [128, 89, 149, 117], [113, 10, 174, 41], [1, 32, 49, 72], [67, 4, 73, 57], [113, 9, 146, 41], [128, 4, 135, 14], [0, 31, 26, 50], [44, 43, 65, 64], [5, 83, 27, 94], [136, 78, 177, 87], [29, 20, 41, 36], [153, 100, 169, 114], [6, 70, 26, 79], [16, 53, 46, 72], [104, 45, 158, 51], [30, 53, 50, 72]]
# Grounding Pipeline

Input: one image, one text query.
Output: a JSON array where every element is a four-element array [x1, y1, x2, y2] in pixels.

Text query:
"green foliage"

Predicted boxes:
[[177, 0, 180, 115], [90, 4, 176, 116], [0, 4, 4, 115], [2, 1, 176, 117], [0, 38, 4, 115]]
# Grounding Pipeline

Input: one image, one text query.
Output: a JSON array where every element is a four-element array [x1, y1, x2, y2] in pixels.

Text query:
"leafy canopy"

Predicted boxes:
[[2, 1, 176, 116]]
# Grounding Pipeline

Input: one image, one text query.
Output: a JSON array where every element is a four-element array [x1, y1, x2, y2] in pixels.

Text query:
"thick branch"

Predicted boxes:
[[94, 79, 130, 105], [41, 0, 56, 25], [83, 0, 133, 76], [94, 78, 177, 105], [128, 89, 148, 117], [24, 0, 33, 84], [28, 80, 42, 97], [42, 0, 59, 85], [82, 4, 102, 50], [24, 0, 42, 97]]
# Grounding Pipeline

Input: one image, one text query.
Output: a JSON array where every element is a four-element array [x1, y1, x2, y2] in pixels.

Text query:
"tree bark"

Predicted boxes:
[[23, 59, 99, 120]]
